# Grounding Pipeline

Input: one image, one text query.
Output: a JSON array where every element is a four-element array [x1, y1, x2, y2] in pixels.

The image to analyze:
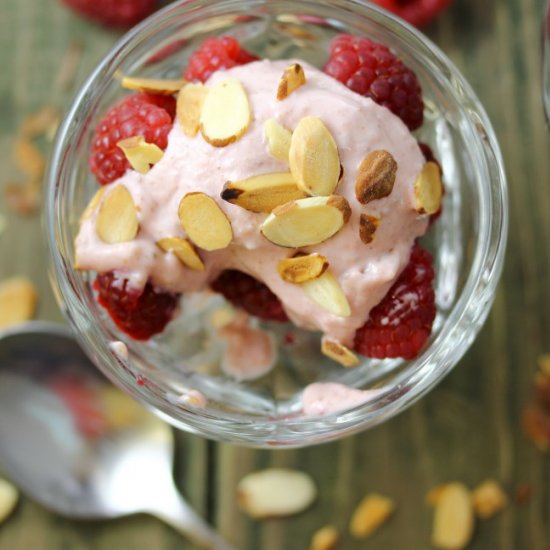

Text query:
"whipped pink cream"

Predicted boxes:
[[76, 59, 428, 344], [302, 382, 383, 416]]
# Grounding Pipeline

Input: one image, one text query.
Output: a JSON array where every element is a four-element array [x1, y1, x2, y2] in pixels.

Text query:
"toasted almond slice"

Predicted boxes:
[[264, 119, 292, 162], [96, 185, 139, 244], [471, 480, 508, 519], [21, 105, 60, 138], [415, 161, 443, 215], [278, 253, 329, 284], [117, 136, 164, 174], [0, 478, 19, 525], [200, 78, 251, 147], [289, 116, 340, 196], [359, 214, 380, 244], [238, 468, 317, 518], [178, 192, 233, 251], [321, 339, 360, 367], [277, 63, 306, 100], [14, 138, 45, 181], [310, 526, 339, 550], [301, 270, 350, 317], [349, 493, 395, 539], [5, 181, 41, 216], [177, 83, 208, 137], [432, 482, 474, 550], [222, 172, 307, 213], [0, 277, 38, 329], [121, 76, 187, 95], [157, 236, 205, 271], [261, 195, 350, 248], [80, 187, 107, 222], [355, 150, 397, 204]]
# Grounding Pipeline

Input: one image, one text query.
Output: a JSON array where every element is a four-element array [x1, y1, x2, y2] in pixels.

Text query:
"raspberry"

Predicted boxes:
[[354, 242, 436, 360], [94, 272, 180, 340], [90, 93, 175, 185], [62, 0, 157, 28], [323, 34, 424, 131], [184, 36, 259, 83], [211, 270, 288, 323], [372, 0, 452, 28]]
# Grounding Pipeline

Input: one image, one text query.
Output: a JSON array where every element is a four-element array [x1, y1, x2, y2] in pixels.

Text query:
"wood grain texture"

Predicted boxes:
[[1, 0, 549, 548]]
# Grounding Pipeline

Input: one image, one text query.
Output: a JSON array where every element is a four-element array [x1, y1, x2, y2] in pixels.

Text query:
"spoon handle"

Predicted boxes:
[[147, 488, 238, 550]]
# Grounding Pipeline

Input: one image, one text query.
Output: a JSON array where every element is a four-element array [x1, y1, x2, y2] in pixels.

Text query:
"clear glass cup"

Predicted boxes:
[[46, 0, 508, 447]]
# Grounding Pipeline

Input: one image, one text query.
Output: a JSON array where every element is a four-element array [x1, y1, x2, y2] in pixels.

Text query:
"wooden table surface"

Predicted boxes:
[[1, 0, 549, 548]]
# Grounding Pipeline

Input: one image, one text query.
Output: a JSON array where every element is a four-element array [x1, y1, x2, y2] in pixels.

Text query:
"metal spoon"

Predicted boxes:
[[0, 321, 235, 550]]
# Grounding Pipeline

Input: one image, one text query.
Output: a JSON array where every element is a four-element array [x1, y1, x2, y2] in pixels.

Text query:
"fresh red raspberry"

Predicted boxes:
[[372, 0, 453, 28], [211, 270, 288, 323], [94, 272, 180, 340], [354, 242, 436, 360], [323, 34, 424, 131], [184, 36, 259, 83], [62, 0, 157, 28], [90, 93, 175, 185]]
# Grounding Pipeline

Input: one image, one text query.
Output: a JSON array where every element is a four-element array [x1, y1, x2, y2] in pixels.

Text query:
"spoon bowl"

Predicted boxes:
[[0, 322, 234, 550]]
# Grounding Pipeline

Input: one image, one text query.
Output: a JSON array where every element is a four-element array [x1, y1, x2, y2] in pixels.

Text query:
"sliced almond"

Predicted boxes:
[[472, 480, 508, 519], [301, 270, 351, 318], [277, 63, 306, 100], [310, 526, 339, 550], [178, 192, 233, 251], [415, 161, 443, 215], [289, 116, 340, 196], [349, 493, 395, 539], [200, 78, 251, 147], [177, 83, 208, 137], [359, 214, 380, 244], [426, 483, 451, 506], [264, 119, 292, 162], [96, 185, 139, 244], [222, 172, 307, 213], [5, 181, 41, 216], [237, 468, 316, 518], [157, 236, 205, 271], [21, 105, 60, 138], [260, 195, 350, 248], [121, 75, 187, 95], [80, 187, 107, 222], [278, 253, 329, 284], [0, 277, 38, 329], [14, 138, 45, 181], [355, 150, 397, 204], [0, 478, 19, 525], [432, 482, 474, 550], [117, 136, 164, 174], [321, 339, 360, 367]]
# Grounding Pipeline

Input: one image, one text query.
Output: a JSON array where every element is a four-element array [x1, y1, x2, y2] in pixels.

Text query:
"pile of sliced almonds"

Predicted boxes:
[[90, 65, 443, 368], [5, 104, 60, 215], [236, 468, 509, 549]]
